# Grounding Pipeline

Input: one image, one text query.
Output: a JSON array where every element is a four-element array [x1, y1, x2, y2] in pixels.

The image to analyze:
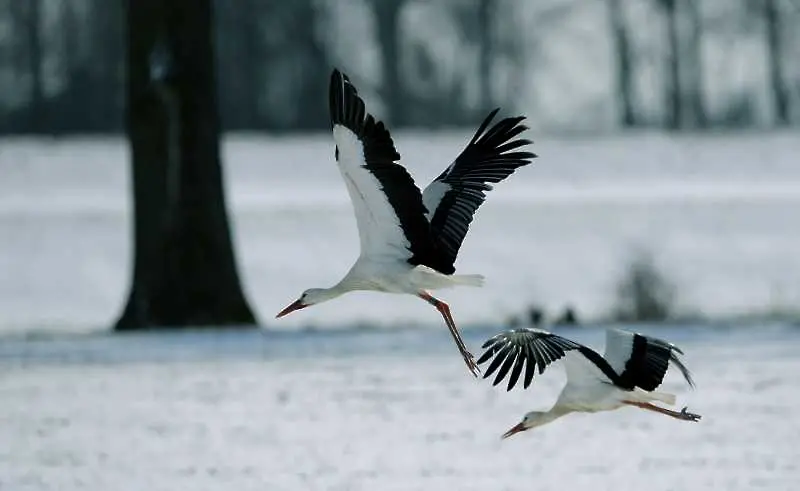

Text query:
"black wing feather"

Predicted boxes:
[[329, 69, 447, 271], [507, 352, 526, 391], [493, 347, 519, 386], [477, 328, 586, 391], [614, 332, 696, 391], [522, 342, 537, 388], [422, 108, 536, 272]]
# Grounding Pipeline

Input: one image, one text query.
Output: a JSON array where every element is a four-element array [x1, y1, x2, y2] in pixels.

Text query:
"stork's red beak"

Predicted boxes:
[[276, 299, 308, 318], [501, 422, 527, 439]]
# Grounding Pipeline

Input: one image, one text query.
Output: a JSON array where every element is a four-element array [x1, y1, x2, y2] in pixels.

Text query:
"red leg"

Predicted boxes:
[[623, 401, 701, 422], [419, 292, 480, 377]]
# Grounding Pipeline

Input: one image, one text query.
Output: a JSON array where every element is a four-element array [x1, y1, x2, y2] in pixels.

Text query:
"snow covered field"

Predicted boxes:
[[1, 324, 798, 491], [1, 131, 798, 333]]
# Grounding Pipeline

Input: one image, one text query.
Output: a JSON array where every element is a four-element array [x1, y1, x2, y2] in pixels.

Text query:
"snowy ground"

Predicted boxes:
[[1, 324, 798, 491], [1, 131, 798, 333]]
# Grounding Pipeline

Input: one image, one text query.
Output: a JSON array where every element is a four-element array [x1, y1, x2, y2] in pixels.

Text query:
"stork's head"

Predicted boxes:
[[276, 288, 337, 318], [501, 411, 552, 439]]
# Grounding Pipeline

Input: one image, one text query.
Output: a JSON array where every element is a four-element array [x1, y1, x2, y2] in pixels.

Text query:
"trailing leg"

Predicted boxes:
[[623, 401, 701, 422], [419, 292, 479, 377]]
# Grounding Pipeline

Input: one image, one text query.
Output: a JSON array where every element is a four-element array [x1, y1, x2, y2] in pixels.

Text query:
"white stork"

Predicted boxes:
[[477, 328, 701, 438], [276, 69, 536, 376]]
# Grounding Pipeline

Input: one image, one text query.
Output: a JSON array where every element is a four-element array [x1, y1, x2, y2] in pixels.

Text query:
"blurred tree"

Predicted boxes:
[[684, 0, 707, 128], [555, 305, 579, 326], [478, 0, 497, 114], [371, 0, 407, 126], [612, 249, 676, 322], [606, 0, 637, 127], [238, 0, 263, 128], [216, 0, 329, 131], [763, 0, 790, 125], [400, 2, 470, 127], [0, 0, 124, 133], [87, 0, 125, 131], [215, 0, 265, 129], [60, 1, 80, 87], [273, 0, 329, 130], [116, 0, 256, 330], [8, 0, 46, 132], [52, 0, 124, 133], [656, 0, 683, 130], [450, 0, 531, 120], [26, 0, 44, 132], [0, 0, 25, 81]]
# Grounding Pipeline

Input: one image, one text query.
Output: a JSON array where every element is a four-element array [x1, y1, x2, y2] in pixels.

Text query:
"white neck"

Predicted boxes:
[[543, 405, 572, 423], [528, 405, 573, 429], [331, 274, 367, 297], [304, 278, 360, 305]]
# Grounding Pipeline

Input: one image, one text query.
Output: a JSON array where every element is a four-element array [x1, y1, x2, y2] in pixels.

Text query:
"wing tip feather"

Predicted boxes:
[[476, 328, 583, 391]]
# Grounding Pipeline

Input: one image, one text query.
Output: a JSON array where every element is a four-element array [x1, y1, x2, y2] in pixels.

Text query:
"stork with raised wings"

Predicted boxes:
[[276, 69, 536, 376], [477, 328, 701, 438]]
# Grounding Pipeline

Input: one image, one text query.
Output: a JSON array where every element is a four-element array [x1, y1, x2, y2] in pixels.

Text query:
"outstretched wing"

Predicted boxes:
[[421, 109, 536, 272], [477, 328, 598, 391], [603, 328, 695, 391], [329, 69, 440, 266]]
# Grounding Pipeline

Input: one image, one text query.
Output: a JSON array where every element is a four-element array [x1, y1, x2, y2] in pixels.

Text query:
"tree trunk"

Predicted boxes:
[[26, 0, 44, 132], [661, 0, 682, 130], [116, 0, 256, 330], [373, 0, 406, 126], [684, 0, 707, 128], [607, 0, 637, 127], [478, 0, 496, 114], [764, 0, 789, 125]]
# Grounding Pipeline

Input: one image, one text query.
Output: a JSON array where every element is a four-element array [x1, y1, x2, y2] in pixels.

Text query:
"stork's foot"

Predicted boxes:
[[460, 348, 481, 377], [678, 406, 702, 422]]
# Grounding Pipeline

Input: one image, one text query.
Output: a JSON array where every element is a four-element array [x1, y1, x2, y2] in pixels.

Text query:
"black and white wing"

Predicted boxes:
[[420, 108, 536, 273], [329, 69, 440, 267], [477, 328, 595, 391], [602, 328, 695, 391]]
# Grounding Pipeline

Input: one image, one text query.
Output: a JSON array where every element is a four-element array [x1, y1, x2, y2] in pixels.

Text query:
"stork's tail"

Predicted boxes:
[[647, 391, 676, 406], [450, 274, 485, 287], [629, 388, 676, 406]]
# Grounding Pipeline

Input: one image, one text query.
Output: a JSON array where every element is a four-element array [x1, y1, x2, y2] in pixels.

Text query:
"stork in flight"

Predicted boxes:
[[276, 69, 536, 376], [477, 328, 701, 438]]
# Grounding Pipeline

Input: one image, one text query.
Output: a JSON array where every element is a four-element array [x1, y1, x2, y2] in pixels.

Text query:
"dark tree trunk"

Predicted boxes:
[[684, 0, 707, 128], [660, 0, 682, 130], [764, 0, 789, 125], [373, 0, 406, 126], [116, 0, 256, 330], [478, 0, 496, 114], [25, 0, 44, 132], [607, 0, 637, 127]]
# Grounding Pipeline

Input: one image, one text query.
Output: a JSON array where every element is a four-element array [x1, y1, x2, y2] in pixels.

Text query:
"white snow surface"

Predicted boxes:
[[0, 325, 798, 490], [0, 131, 799, 333]]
